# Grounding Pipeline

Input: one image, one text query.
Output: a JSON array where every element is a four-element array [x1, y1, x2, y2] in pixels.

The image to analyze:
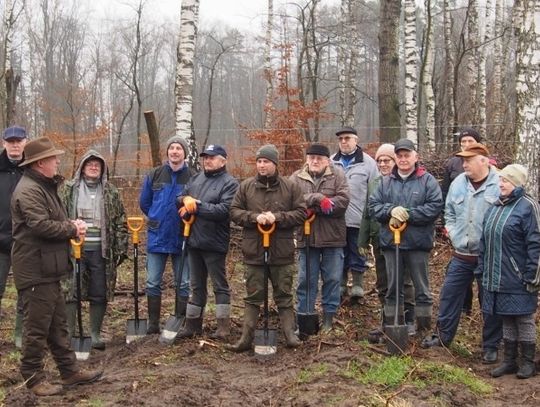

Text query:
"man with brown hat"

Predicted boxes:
[[11, 137, 102, 396], [290, 143, 350, 330], [226, 144, 306, 352], [422, 143, 503, 364]]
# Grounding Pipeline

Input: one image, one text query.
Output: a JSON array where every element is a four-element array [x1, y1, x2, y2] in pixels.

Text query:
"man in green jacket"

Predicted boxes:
[[11, 137, 102, 396], [226, 144, 306, 352]]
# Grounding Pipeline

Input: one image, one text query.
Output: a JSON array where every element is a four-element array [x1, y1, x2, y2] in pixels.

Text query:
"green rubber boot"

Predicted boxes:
[[89, 303, 107, 350]]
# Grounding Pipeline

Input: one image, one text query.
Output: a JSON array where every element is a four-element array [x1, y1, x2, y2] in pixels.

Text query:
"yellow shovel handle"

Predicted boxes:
[[304, 213, 316, 236], [127, 216, 144, 244], [183, 215, 196, 237], [70, 236, 84, 260], [389, 222, 407, 245], [257, 223, 276, 248]]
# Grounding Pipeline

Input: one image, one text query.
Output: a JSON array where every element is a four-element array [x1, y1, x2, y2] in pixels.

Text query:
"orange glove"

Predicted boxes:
[[178, 206, 190, 220], [183, 196, 198, 214]]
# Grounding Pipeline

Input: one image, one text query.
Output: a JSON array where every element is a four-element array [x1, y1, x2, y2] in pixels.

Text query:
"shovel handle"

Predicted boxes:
[[304, 213, 316, 236], [127, 216, 144, 244], [182, 214, 196, 237], [70, 237, 84, 260], [257, 223, 276, 248], [389, 222, 407, 245]]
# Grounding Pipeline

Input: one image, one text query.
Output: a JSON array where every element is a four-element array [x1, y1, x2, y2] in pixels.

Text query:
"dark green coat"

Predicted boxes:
[[59, 150, 128, 302]]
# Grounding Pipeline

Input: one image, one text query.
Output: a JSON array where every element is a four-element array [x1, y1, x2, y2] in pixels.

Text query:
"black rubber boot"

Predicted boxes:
[[225, 304, 259, 352], [175, 295, 189, 318], [89, 303, 107, 350], [279, 308, 301, 348], [416, 316, 432, 333], [321, 312, 335, 331], [490, 340, 518, 378], [516, 342, 536, 379], [177, 304, 203, 339], [146, 296, 161, 334]]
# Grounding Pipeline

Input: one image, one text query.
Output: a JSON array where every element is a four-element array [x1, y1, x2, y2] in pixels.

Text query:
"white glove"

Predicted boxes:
[[389, 217, 402, 228], [263, 211, 276, 225], [391, 206, 409, 222], [256, 214, 268, 225]]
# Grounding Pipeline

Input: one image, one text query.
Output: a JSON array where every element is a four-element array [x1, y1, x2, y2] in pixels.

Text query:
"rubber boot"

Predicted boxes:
[[65, 302, 77, 338], [225, 304, 259, 352], [404, 305, 416, 336], [14, 311, 23, 349], [146, 296, 161, 334], [516, 342, 536, 379], [279, 308, 301, 348], [175, 295, 189, 318], [350, 272, 364, 299], [416, 316, 431, 333], [490, 340, 518, 378], [89, 303, 107, 350], [210, 304, 230, 340], [177, 304, 203, 339], [321, 312, 334, 331], [340, 269, 349, 298]]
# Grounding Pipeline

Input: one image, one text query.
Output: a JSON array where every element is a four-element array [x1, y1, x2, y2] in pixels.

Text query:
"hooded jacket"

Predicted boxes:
[[0, 149, 24, 253], [368, 165, 443, 251], [59, 150, 128, 301]]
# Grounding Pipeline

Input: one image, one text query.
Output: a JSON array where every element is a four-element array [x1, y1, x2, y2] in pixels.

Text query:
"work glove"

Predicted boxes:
[[305, 208, 315, 218], [390, 206, 409, 222], [183, 196, 198, 214], [389, 217, 402, 228], [358, 246, 369, 258], [320, 197, 334, 215], [256, 213, 268, 225], [263, 211, 276, 225]]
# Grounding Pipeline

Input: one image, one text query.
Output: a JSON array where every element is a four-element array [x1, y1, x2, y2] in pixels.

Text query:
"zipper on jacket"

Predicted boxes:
[[509, 256, 523, 280]]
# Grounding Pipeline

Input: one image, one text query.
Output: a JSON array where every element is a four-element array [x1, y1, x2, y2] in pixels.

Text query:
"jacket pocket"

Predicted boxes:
[[509, 256, 523, 280], [41, 248, 71, 278]]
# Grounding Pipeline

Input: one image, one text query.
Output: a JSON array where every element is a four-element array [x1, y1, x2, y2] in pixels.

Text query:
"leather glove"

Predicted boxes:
[[389, 217, 402, 228], [320, 197, 334, 215], [390, 206, 409, 222], [263, 211, 276, 225], [183, 196, 198, 214], [256, 213, 268, 225]]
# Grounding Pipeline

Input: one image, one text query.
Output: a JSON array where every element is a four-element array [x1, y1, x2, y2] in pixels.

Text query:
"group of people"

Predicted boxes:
[[1, 124, 539, 397]]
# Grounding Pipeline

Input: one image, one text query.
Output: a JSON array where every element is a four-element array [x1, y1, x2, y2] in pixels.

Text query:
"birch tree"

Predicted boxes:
[[175, 0, 200, 167], [378, 0, 401, 142], [443, 0, 455, 143], [513, 0, 540, 199], [465, 0, 479, 127], [477, 0, 493, 139], [491, 0, 506, 140], [263, 0, 273, 129], [403, 0, 418, 144]]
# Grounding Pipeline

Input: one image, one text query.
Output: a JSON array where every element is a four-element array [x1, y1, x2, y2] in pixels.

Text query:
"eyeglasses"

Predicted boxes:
[[376, 159, 393, 164], [85, 162, 101, 168]]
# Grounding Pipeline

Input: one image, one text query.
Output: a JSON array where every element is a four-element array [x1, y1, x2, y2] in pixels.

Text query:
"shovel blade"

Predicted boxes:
[[297, 312, 319, 339], [254, 328, 277, 357], [126, 319, 148, 344], [384, 324, 409, 355], [71, 337, 92, 361], [159, 316, 185, 345]]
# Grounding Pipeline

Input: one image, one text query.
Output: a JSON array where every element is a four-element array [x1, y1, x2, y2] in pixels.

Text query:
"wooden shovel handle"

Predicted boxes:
[[257, 223, 276, 248]]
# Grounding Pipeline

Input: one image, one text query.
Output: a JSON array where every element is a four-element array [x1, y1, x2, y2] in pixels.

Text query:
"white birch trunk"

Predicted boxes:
[[338, 0, 347, 126], [175, 0, 200, 164], [513, 0, 540, 199], [1, 0, 14, 128], [477, 0, 493, 140], [422, 0, 435, 150], [403, 0, 418, 143], [444, 0, 455, 143], [466, 0, 479, 127], [263, 0, 273, 130], [491, 0, 505, 136]]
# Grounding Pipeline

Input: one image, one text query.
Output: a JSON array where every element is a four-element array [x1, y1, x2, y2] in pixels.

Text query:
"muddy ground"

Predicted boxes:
[[1, 238, 540, 406]]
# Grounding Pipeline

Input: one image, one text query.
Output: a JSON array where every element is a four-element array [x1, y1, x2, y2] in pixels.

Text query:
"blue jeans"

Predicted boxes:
[[297, 247, 344, 314], [436, 256, 502, 351], [383, 249, 432, 319], [344, 227, 366, 273], [145, 252, 189, 297]]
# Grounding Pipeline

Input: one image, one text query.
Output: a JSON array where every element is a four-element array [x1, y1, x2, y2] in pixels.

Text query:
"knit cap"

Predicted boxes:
[[166, 136, 189, 155], [375, 143, 395, 160], [256, 144, 279, 165], [499, 164, 528, 187]]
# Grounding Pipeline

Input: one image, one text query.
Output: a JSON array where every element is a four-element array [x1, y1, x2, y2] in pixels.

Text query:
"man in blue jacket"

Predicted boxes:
[[369, 139, 443, 333], [139, 136, 193, 334], [422, 143, 503, 364], [176, 145, 239, 340]]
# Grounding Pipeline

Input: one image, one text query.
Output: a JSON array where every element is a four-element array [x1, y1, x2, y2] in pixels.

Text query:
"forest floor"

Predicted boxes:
[[1, 237, 540, 407]]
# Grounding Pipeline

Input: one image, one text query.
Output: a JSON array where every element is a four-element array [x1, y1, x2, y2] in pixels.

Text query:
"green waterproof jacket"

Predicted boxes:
[[59, 150, 129, 302]]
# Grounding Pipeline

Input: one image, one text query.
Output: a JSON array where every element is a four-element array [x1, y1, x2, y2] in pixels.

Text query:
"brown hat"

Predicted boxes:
[[19, 137, 65, 166], [455, 142, 490, 158]]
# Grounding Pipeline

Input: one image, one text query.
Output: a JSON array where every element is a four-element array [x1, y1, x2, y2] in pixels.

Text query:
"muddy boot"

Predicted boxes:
[[175, 295, 189, 318], [30, 381, 64, 396], [65, 301, 77, 338], [62, 369, 103, 387], [350, 272, 364, 300], [225, 304, 259, 352], [177, 304, 203, 339], [491, 340, 518, 378], [516, 342, 536, 379], [321, 312, 334, 331], [146, 296, 161, 334], [89, 303, 107, 350], [210, 304, 230, 340], [14, 311, 23, 349], [279, 308, 301, 348], [416, 316, 431, 334]]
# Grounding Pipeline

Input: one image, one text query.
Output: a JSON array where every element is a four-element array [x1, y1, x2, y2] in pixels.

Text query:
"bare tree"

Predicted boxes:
[[403, 0, 418, 144], [263, 0, 273, 130]]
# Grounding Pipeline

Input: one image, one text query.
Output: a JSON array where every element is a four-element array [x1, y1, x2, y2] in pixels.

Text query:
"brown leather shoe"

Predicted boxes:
[[62, 369, 103, 387], [30, 381, 64, 396]]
